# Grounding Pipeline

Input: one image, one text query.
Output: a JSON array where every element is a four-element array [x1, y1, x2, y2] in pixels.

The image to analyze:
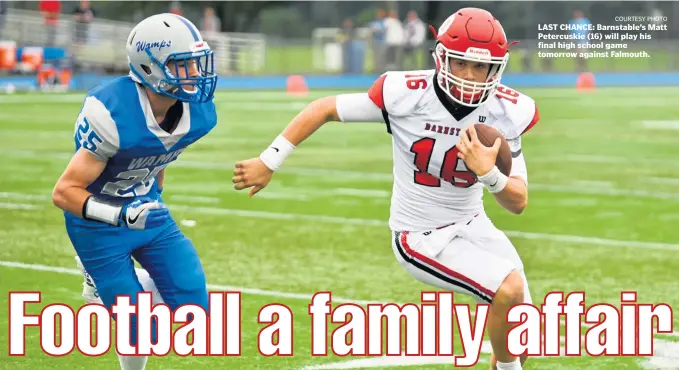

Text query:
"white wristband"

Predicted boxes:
[[477, 166, 509, 193], [83, 196, 122, 225], [259, 135, 296, 171]]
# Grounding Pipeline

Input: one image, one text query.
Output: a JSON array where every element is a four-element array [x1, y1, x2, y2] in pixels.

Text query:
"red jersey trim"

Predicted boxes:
[[368, 74, 387, 110], [521, 104, 540, 135]]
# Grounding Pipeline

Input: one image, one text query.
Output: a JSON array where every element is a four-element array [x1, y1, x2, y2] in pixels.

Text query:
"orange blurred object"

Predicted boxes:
[[286, 75, 308, 97], [37, 66, 71, 88], [0, 41, 17, 71], [576, 72, 595, 91], [22, 47, 44, 72], [59, 68, 72, 86], [37, 66, 58, 86]]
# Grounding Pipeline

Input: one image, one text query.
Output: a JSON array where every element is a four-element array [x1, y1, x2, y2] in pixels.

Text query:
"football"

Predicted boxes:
[[470, 124, 512, 176]]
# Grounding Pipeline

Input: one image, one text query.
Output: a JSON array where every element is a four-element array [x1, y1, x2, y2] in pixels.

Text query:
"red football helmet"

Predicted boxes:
[[432, 8, 512, 107]]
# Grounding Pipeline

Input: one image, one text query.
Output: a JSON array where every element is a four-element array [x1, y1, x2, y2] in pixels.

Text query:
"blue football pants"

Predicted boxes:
[[66, 218, 208, 344]]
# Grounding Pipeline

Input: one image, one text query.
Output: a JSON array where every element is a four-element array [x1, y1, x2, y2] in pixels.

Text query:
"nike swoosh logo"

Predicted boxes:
[[490, 180, 498, 187], [271, 147, 279, 152], [128, 209, 142, 224]]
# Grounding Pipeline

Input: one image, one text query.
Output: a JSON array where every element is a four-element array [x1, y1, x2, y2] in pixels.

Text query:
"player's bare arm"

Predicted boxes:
[[53, 149, 169, 229], [279, 96, 341, 145], [457, 125, 527, 214], [52, 149, 107, 217], [156, 168, 166, 192], [233, 93, 384, 197], [232, 96, 339, 196], [489, 176, 527, 214]]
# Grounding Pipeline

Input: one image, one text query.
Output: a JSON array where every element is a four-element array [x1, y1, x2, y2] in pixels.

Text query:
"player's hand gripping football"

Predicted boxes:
[[119, 198, 169, 230], [232, 158, 274, 197], [456, 124, 502, 177]]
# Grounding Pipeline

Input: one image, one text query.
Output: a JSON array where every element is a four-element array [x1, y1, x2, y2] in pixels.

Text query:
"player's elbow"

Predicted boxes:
[[504, 178, 528, 214], [500, 192, 527, 215], [310, 96, 339, 122], [51, 181, 69, 210], [511, 196, 528, 215], [513, 200, 527, 214], [51, 184, 64, 209]]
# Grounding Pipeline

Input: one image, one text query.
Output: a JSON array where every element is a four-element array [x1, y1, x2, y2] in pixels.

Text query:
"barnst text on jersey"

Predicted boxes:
[[367, 70, 539, 232], [70, 76, 217, 215]]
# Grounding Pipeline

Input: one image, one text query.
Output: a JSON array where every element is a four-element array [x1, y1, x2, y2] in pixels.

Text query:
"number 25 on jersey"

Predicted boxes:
[[75, 117, 103, 152]]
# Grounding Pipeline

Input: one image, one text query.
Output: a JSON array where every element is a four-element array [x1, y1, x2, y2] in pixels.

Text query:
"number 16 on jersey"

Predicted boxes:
[[410, 138, 477, 188]]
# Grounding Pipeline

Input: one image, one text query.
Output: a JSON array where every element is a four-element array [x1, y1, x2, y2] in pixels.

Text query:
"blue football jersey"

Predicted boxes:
[[66, 75, 217, 226]]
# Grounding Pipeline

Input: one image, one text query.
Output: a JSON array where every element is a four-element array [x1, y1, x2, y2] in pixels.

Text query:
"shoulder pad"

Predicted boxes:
[[74, 96, 120, 161], [368, 70, 435, 117], [487, 85, 540, 139]]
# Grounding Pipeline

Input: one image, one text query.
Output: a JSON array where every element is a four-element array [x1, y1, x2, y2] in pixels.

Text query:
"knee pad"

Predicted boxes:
[[165, 266, 209, 312]]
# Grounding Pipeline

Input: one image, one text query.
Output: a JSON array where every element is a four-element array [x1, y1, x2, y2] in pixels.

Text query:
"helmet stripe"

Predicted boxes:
[[173, 14, 200, 41]]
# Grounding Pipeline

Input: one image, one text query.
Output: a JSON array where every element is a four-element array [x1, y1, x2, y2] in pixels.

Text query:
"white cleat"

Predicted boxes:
[[75, 256, 100, 303]]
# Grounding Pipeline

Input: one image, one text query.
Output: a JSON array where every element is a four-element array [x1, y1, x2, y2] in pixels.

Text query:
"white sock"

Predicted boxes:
[[496, 359, 522, 370], [83, 291, 103, 305], [76, 256, 165, 305], [134, 267, 165, 305], [76, 257, 156, 370], [114, 270, 156, 370], [118, 355, 148, 370]]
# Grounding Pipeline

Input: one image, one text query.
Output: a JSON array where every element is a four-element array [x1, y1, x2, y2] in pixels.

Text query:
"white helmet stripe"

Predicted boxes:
[[438, 14, 455, 36]]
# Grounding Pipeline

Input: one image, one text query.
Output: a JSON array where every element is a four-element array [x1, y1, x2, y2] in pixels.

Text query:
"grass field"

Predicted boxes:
[[1, 86, 679, 369]]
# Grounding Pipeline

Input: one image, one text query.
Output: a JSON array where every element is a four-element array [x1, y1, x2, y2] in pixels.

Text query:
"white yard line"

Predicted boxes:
[[640, 120, 679, 130], [333, 188, 392, 198], [4, 150, 679, 201], [647, 177, 679, 185], [571, 180, 614, 188], [166, 195, 222, 204], [2, 150, 71, 160], [0, 94, 85, 103], [4, 148, 679, 189], [500, 230, 679, 251], [530, 154, 679, 167], [167, 205, 679, 251], [254, 191, 311, 201], [0, 202, 41, 210], [529, 184, 679, 201], [172, 204, 388, 227], [213, 101, 309, 111], [172, 205, 679, 251], [269, 183, 679, 202], [2, 129, 72, 136], [1, 191, 679, 251], [0, 192, 52, 201], [0, 261, 380, 305]]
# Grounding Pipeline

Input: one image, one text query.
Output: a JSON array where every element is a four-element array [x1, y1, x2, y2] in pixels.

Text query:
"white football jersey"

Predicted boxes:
[[364, 69, 539, 232]]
